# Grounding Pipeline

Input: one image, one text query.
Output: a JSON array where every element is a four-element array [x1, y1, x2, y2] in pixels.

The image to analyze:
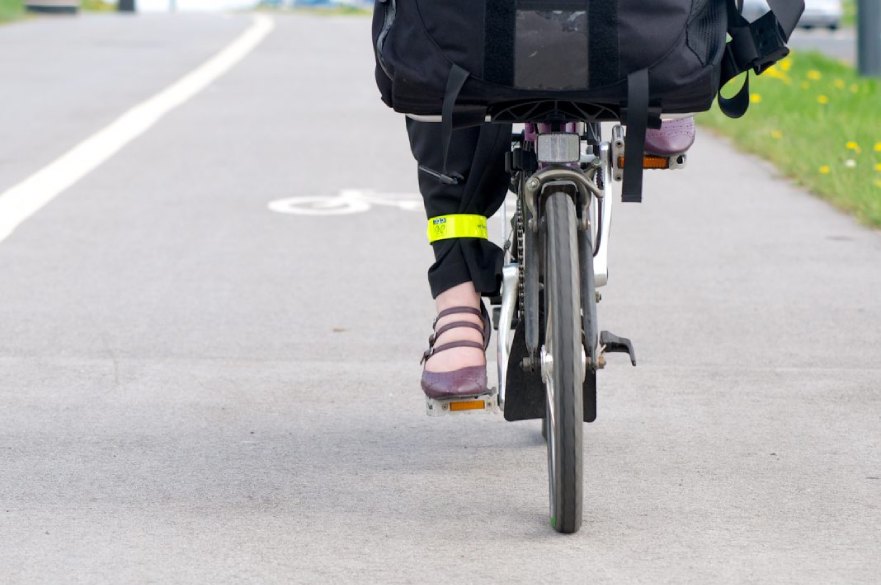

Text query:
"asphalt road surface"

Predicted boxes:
[[789, 27, 857, 64], [1, 12, 879, 585]]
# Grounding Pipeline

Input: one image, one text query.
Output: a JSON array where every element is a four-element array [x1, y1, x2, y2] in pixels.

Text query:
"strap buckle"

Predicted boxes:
[[749, 11, 790, 74], [728, 11, 790, 78]]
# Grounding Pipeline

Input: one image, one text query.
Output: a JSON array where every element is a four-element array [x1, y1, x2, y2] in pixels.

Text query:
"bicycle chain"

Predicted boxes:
[[517, 189, 526, 317]]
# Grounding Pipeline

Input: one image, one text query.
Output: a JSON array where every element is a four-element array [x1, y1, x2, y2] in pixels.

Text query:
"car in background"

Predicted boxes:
[[741, 0, 842, 30], [23, 0, 79, 13]]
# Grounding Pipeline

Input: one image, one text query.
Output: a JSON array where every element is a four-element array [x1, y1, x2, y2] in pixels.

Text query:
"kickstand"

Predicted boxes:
[[599, 331, 637, 366]]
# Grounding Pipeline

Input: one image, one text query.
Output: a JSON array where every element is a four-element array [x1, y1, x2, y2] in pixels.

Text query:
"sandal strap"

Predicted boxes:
[[421, 302, 492, 363], [433, 306, 482, 327], [479, 302, 491, 350], [429, 320, 484, 345], [421, 340, 486, 364]]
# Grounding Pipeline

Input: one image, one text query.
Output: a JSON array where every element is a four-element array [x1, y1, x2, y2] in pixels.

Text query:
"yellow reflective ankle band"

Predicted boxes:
[[426, 214, 488, 243]]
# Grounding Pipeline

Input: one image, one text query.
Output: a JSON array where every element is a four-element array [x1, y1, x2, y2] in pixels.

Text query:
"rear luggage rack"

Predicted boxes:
[[487, 100, 620, 124]]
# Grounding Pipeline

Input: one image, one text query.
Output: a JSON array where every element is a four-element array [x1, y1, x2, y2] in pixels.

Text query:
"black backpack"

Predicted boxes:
[[372, 0, 804, 201]]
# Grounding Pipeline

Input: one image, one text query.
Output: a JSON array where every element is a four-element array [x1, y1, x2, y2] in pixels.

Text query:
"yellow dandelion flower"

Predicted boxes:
[[817, 95, 829, 105], [750, 93, 762, 104], [846, 141, 862, 154], [875, 142, 881, 152], [779, 57, 792, 71], [874, 163, 881, 172], [819, 165, 831, 175], [770, 130, 783, 140], [763, 65, 791, 83], [834, 79, 846, 89], [807, 70, 822, 81]]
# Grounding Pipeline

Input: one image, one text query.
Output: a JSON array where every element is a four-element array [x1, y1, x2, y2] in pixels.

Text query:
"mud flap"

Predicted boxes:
[[503, 321, 545, 421], [503, 321, 597, 423], [583, 368, 597, 423]]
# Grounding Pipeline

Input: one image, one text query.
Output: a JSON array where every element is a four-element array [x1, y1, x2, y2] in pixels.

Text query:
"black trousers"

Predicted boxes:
[[406, 118, 513, 299]]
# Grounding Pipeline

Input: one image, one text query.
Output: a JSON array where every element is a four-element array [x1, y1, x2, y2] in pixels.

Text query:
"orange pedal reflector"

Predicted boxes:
[[425, 389, 498, 417], [616, 155, 671, 170], [449, 399, 487, 412]]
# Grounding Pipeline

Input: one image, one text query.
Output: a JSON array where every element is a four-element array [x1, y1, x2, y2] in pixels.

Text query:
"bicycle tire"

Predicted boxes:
[[543, 192, 584, 534]]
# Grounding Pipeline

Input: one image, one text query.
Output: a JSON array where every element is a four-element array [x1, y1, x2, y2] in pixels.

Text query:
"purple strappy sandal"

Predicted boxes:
[[644, 116, 696, 156], [420, 304, 491, 400]]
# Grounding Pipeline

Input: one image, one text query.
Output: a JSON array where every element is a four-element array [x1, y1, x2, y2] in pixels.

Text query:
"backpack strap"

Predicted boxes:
[[765, 0, 805, 37], [622, 69, 650, 203], [434, 64, 487, 186], [719, 0, 805, 118], [441, 64, 471, 182]]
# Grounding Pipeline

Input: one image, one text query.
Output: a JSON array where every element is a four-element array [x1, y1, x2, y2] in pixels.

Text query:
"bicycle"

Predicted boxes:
[[415, 112, 684, 533]]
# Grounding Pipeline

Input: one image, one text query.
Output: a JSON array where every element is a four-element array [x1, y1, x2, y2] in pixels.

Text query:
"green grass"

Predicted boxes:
[[81, 0, 115, 11], [699, 51, 881, 227], [1, 0, 114, 22], [0, 0, 23, 23]]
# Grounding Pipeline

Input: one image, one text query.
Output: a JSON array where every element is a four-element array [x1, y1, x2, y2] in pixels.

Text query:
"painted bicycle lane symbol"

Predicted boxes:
[[268, 189, 517, 220], [267, 189, 422, 216]]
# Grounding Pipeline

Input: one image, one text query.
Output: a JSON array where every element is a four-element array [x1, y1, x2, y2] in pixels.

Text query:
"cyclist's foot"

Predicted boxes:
[[421, 282, 490, 399], [644, 116, 695, 156]]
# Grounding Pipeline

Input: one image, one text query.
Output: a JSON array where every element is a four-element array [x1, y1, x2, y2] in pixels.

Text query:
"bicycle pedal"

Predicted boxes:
[[612, 153, 687, 180], [425, 389, 499, 417]]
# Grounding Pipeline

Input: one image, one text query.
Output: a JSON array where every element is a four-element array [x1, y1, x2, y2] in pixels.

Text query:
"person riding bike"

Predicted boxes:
[[410, 117, 695, 400]]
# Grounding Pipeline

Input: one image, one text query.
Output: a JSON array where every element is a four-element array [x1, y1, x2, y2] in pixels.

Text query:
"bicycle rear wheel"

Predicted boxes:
[[543, 192, 584, 534]]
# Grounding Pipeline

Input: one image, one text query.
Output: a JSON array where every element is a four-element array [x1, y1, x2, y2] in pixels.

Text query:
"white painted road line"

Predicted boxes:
[[0, 14, 275, 245]]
